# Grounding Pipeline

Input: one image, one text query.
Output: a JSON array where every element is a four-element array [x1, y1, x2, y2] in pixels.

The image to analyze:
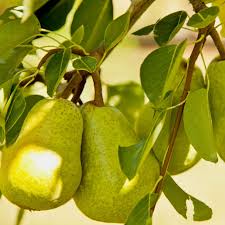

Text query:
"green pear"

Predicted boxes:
[[135, 65, 204, 175], [0, 98, 83, 210], [208, 60, 225, 161], [74, 103, 160, 223]]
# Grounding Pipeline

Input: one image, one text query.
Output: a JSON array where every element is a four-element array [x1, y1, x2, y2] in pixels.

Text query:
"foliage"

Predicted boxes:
[[0, 0, 225, 225]]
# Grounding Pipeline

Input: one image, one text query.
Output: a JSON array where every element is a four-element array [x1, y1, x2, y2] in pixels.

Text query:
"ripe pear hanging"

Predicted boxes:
[[74, 103, 160, 223], [0, 99, 83, 210]]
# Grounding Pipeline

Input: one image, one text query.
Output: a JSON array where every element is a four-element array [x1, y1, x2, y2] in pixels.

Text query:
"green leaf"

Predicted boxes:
[[125, 194, 152, 225], [71, 0, 113, 52], [208, 60, 225, 161], [119, 111, 166, 180], [187, 6, 219, 28], [5, 89, 26, 133], [0, 46, 32, 85], [154, 11, 188, 46], [0, 115, 5, 144], [213, 0, 225, 37], [6, 95, 44, 146], [106, 82, 145, 124], [72, 56, 97, 73], [140, 41, 186, 106], [72, 25, 85, 45], [45, 48, 71, 97], [125, 188, 160, 225], [0, 8, 40, 54], [0, 9, 38, 85], [104, 12, 130, 53], [36, 0, 74, 30], [22, 0, 49, 22], [0, 80, 13, 113], [163, 175, 212, 221], [183, 88, 218, 163], [15, 208, 25, 225], [132, 24, 154, 36]]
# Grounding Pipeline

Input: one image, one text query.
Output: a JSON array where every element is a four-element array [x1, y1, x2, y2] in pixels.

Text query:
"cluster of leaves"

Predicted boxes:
[[0, 0, 225, 225]]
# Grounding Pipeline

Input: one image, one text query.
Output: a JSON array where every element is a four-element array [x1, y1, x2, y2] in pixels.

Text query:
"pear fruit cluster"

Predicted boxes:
[[0, 98, 160, 223]]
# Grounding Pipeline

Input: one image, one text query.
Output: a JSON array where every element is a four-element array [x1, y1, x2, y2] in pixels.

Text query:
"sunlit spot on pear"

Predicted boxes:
[[120, 175, 139, 194], [9, 146, 63, 198]]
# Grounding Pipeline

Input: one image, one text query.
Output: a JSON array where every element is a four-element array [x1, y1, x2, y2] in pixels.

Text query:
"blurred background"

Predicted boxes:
[[0, 0, 225, 225]]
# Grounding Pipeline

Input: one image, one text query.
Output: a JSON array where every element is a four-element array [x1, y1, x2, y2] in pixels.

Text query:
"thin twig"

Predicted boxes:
[[150, 0, 225, 215], [128, 0, 156, 29], [62, 0, 157, 102], [189, 0, 225, 60], [150, 26, 210, 215], [37, 48, 62, 70], [71, 76, 87, 104], [59, 71, 83, 99]]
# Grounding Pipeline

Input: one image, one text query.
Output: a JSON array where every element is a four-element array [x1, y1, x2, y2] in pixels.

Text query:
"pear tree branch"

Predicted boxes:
[[59, 0, 157, 102], [128, 0, 156, 29], [189, 0, 225, 59], [150, 0, 225, 216]]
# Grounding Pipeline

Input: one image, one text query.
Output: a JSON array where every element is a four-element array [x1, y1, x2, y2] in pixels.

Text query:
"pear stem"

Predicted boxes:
[[56, 0, 157, 103], [37, 48, 62, 70], [91, 71, 104, 107]]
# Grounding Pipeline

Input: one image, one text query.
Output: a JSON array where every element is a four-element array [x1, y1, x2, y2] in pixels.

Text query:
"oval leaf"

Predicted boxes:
[[0, 46, 32, 85], [71, 0, 113, 52], [163, 175, 212, 221], [183, 88, 218, 162], [45, 48, 71, 97], [187, 6, 219, 28], [72, 56, 97, 73], [36, 0, 74, 30], [104, 12, 130, 53], [213, 0, 225, 37], [125, 194, 152, 225], [140, 41, 186, 106], [0, 79, 13, 112], [72, 25, 85, 45], [208, 60, 225, 161], [119, 111, 166, 180], [22, 0, 49, 22], [6, 95, 44, 146], [154, 11, 188, 46], [5, 89, 26, 133], [0, 115, 5, 144], [0, 8, 40, 54], [133, 24, 154, 36]]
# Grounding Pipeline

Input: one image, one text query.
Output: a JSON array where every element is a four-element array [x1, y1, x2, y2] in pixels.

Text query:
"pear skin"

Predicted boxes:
[[74, 104, 160, 223], [0, 99, 83, 210]]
